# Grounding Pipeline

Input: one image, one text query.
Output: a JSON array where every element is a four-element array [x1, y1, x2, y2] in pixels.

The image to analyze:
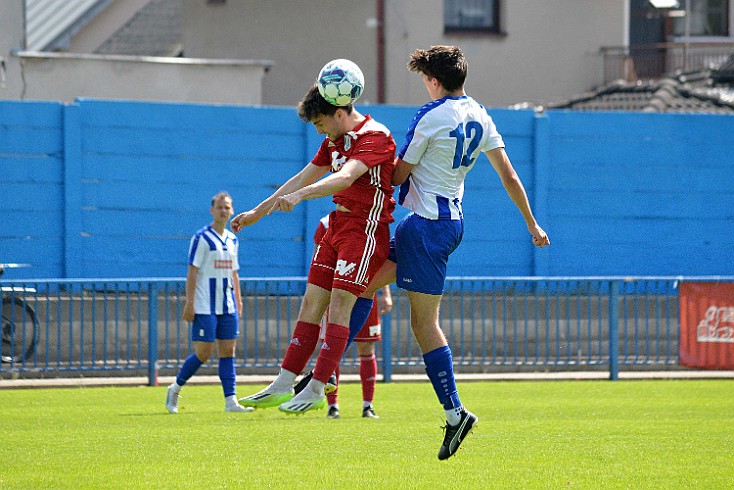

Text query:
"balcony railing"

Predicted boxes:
[[601, 42, 734, 84]]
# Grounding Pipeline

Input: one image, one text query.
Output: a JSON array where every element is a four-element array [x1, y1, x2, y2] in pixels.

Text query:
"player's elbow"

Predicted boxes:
[[391, 167, 411, 185], [332, 173, 356, 192], [392, 172, 408, 186], [501, 173, 523, 192]]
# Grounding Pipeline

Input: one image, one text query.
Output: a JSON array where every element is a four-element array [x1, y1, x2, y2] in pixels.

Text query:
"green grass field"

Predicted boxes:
[[1, 379, 732, 489]]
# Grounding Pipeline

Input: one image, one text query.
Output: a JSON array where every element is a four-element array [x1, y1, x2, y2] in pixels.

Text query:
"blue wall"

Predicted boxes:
[[1, 99, 733, 280]]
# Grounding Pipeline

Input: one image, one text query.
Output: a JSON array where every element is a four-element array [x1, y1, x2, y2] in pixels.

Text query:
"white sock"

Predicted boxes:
[[306, 379, 325, 396], [170, 382, 182, 393], [445, 406, 463, 426], [272, 369, 298, 389], [363, 401, 373, 409], [225, 395, 239, 407], [328, 404, 339, 409]]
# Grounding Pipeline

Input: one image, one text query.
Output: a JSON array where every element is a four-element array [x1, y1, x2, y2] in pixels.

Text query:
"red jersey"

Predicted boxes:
[[311, 115, 396, 224]]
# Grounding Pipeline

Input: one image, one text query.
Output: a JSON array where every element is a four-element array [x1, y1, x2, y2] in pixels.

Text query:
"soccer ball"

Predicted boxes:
[[317, 59, 365, 107]]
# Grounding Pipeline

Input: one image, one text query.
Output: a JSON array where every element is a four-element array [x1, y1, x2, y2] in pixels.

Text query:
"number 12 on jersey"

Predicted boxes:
[[449, 121, 484, 169]]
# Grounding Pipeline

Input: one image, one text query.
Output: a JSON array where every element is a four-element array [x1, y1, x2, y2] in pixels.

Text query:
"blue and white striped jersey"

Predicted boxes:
[[188, 225, 240, 315], [397, 95, 504, 220]]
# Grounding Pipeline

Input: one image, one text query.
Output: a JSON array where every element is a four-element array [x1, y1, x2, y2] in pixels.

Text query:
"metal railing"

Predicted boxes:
[[2, 277, 731, 384], [601, 42, 734, 83]]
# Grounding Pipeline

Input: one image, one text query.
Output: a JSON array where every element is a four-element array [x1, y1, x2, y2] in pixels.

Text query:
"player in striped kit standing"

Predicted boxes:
[[165, 192, 252, 414]]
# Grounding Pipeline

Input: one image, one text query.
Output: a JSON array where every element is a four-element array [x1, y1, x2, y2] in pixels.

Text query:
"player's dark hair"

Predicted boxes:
[[297, 83, 353, 122], [407, 45, 467, 93]]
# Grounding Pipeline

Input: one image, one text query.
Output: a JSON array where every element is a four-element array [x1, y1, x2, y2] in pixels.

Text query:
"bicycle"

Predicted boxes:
[[1, 264, 40, 364]]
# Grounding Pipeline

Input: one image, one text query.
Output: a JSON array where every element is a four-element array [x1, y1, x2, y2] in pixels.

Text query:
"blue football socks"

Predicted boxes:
[[176, 353, 203, 387], [346, 297, 374, 347], [423, 345, 463, 422], [218, 357, 237, 398]]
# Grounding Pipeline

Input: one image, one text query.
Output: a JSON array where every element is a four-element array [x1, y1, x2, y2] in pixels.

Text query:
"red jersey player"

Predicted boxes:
[[232, 81, 396, 414]]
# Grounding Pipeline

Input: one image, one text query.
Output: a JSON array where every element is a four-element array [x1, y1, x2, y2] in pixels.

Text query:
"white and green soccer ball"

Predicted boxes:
[[317, 59, 365, 106]]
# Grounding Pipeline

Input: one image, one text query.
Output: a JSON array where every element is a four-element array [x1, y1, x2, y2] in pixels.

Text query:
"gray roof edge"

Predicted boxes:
[[12, 50, 274, 68]]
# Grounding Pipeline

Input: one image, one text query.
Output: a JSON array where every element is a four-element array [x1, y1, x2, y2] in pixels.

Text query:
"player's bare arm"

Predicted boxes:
[[231, 163, 328, 231], [232, 270, 243, 319], [392, 158, 412, 185], [485, 147, 550, 248], [182, 264, 198, 322], [269, 158, 370, 214]]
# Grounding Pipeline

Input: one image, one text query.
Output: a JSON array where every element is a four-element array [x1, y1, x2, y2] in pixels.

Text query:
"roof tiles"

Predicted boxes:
[[534, 56, 734, 114]]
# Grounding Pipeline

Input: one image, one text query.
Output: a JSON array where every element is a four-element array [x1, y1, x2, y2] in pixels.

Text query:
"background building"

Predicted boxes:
[[2, 0, 732, 107]]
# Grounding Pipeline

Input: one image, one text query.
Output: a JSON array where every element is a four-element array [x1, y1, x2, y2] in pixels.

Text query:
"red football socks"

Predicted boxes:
[[313, 323, 349, 383], [280, 321, 321, 375], [360, 353, 377, 403]]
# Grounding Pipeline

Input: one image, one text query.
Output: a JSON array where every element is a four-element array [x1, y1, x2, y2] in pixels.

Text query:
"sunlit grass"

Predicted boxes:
[[1, 379, 732, 489]]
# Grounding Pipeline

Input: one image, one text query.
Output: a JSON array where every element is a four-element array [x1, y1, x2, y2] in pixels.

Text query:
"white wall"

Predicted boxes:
[[181, 0, 626, 108], [0, 0, 270, 105], [12, 51, 270, 105], [0, 0, 25, 99], [182, 0, 380, 106], [383, 0, 626, 107]]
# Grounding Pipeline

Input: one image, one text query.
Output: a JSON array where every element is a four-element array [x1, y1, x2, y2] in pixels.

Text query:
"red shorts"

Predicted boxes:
[[308, 211, 390, 296]]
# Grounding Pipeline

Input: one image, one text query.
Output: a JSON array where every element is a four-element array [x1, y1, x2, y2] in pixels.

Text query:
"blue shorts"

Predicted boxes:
[[390, 213, 463, 295], [191, 313, 239, 342]]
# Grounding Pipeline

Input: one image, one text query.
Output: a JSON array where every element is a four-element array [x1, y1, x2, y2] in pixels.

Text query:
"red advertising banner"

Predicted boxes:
[[679, 282, 734, 369]]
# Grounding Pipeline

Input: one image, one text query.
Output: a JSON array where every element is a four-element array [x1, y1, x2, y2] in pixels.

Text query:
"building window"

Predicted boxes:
[[672, 0, 729, 36], [444, 0, 501, 33]]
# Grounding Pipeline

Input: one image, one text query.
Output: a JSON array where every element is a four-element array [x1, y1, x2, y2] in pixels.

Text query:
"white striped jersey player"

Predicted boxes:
[[188, 225, 240, 315], [398, 95, 505, 220]]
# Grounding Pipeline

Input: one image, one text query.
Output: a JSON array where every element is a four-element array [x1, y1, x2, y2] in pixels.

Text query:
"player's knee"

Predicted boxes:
[[194, 343, 215, 362], [217, 339, 237, 357]]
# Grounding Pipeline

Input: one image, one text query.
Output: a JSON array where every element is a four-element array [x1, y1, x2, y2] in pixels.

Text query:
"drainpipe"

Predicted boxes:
[[377, 0, 386, 103], [683, 0, 691, 70]]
